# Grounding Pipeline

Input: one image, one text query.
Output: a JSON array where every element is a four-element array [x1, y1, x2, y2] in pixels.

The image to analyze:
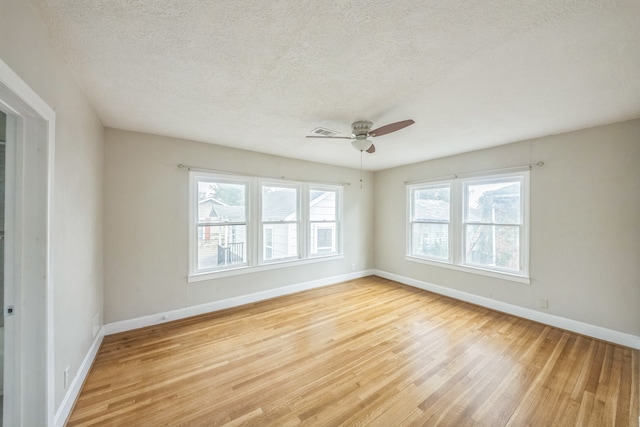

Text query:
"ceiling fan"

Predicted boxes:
[[306, 119, 415, 153]]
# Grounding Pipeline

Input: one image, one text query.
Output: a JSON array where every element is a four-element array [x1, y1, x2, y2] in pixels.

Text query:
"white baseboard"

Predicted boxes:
[[54, 326, 105, 427], [374, 269, 640, 350], [104, 270, 375, 335]]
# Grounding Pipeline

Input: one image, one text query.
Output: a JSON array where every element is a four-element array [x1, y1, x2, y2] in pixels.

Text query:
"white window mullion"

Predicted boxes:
[[300, 184, 309, 259], [451, 179, 462, 266], [257, 178, 266, 265], [249, 177, 260, 266]]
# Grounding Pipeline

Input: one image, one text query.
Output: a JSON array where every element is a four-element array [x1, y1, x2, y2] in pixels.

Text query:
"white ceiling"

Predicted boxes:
[[32, 0, 640, 171]]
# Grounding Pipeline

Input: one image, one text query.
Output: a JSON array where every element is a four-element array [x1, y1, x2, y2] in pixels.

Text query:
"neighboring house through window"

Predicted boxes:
[[196, 177, 248, 271], [261, 183, 299, 262]]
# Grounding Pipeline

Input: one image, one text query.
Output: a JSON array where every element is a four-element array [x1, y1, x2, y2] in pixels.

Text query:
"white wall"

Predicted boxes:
[[104, 128, 373, 323], [374, 119, 640, 336], [0, 0, 104, 420]]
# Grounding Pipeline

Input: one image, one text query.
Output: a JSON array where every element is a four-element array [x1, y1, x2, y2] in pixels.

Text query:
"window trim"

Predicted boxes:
[[406, 170, 530, 284], [189, 171, 343, 281]]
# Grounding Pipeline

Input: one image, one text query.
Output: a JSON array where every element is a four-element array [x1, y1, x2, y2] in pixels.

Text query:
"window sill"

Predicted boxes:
[[188, 254, 344, 283], [405, 255, 530, 285]]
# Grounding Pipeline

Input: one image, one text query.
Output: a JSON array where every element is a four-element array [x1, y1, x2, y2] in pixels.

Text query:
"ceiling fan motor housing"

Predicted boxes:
[[352, 121, 373, 136]]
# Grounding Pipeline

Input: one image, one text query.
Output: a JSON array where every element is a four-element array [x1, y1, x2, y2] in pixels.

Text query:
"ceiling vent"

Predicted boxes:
[[310, 127, 341, 137]]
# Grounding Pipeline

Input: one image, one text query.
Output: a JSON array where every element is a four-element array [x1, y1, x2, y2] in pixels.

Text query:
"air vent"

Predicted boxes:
[[310, 127, 341, 137]]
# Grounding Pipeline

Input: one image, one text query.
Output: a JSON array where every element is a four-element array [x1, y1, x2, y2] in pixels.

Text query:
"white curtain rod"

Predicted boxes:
[[404, 161, 544, 185], [177, 164, 352, 186]]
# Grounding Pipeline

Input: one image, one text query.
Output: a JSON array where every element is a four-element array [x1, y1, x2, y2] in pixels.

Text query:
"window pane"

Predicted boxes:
[[263, 223, 298, 260], [465, 224, 520, 271], [262, 186, 297, 221], [411, 223, 449, 260], [465, 180, 521, 224], [317, 229, 332, 247], [412, 187, 450, 221], [310, 189, 336, 221], [197, 225, 246, 269], [310, 223, 336, 256], [198, 181, 246, 223]]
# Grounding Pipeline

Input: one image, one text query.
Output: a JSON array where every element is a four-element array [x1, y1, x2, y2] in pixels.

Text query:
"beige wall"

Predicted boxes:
[[103, 128, 374, 323], [374, 119, 640, 336], [0, 0, 104, 418], [2, 1, 639, 421]]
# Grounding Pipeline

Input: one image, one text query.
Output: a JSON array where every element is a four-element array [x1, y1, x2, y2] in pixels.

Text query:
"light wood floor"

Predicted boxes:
[[68, 276, 639, 426]]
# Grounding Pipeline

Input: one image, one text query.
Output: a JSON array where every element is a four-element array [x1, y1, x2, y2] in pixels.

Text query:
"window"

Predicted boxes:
[[309, 186, 339, 256], [190, 171, 343, 279], [463, 177, 523, 273], [261, 183, 299, 262], [409, 183, 451, 261], [407, 170, 529, 281], [194, 176, 248, 272]]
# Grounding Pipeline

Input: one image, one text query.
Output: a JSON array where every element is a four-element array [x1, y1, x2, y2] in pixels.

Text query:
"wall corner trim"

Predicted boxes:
[[54, 326, 106, 427], [373, 269, 640, 350]]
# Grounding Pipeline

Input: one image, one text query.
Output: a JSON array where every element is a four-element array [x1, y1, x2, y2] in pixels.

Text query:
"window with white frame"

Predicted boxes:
[[194, 175, 249, 272], [190, 171, 343, 278], [261, 183, 299, 262], [462, 176, 524, 273], [407, 170, 529, 280], [409, 183, 451, 261], [309, 186, 339, 256]]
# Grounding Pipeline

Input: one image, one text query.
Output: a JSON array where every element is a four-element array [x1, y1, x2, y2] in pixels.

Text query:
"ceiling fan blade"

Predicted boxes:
[[366, 144, 376, 154], [369, 119, 415, 137], [305, 135, 353, 139]]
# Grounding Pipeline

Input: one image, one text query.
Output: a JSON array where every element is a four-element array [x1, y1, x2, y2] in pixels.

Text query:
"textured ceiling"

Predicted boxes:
[[31, 0, 640, 170]]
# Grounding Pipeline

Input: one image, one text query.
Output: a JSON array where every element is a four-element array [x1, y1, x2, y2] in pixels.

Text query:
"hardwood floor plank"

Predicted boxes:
[[67, 277, 639, 426]]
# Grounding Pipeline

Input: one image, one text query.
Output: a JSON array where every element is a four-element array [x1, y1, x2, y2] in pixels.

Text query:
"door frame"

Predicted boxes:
[[0, 58, 55, 426]]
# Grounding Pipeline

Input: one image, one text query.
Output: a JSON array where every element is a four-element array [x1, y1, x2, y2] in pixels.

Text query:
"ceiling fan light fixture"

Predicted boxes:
[[306, 118, 414, 155], [351, 138, 372, 152]]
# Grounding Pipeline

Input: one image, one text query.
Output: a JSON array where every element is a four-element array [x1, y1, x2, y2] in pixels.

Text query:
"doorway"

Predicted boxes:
[[0, 110, 5, 425], [0, 57, 55, 426]]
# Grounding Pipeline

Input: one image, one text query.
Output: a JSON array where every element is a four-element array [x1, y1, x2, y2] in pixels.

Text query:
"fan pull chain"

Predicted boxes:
[[360, 151, 363, 189]]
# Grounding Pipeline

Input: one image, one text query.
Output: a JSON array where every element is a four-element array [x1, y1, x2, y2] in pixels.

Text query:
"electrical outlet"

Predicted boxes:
[[351, 263, 355, 271], [540, 299, 549, 309], [63, 366, 70, 389]]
